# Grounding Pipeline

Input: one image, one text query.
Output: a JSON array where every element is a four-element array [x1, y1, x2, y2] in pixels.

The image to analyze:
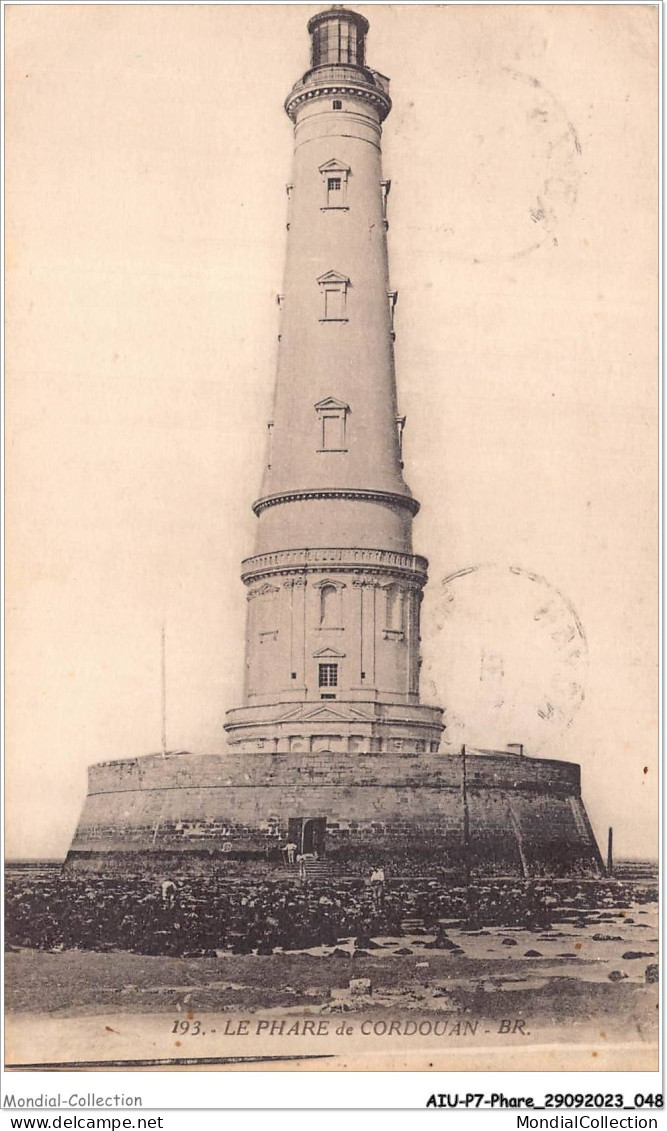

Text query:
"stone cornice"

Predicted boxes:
[[252, 487, 420, 518], [241, 546, 429, 586], [285, 76, 392, 124]]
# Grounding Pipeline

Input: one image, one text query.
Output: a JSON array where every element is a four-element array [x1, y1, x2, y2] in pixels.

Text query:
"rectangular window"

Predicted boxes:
[[326, 176, 343, 208], [324, 287, 345, 320], [319, 663, 338, 687], [322, 414, 344, 450]]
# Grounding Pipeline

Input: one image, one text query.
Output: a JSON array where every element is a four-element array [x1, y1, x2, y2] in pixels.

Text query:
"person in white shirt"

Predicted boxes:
[[370, 867, 385, 910]]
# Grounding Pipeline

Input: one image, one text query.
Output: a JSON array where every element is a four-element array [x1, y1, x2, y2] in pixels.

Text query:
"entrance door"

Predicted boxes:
[[288, 817, 302, 849], [302, 817, 326, 855], [288, 817, 327, 856]]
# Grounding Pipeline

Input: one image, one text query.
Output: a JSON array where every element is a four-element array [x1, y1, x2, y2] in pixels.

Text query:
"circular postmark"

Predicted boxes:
[[408, 67, 582, 264], [421, 563, 588, 754]]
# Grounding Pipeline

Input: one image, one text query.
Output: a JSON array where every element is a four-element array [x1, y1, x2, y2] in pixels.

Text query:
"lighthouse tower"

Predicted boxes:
[[65, 7, 604, 878], [224, 6, 444, 758]]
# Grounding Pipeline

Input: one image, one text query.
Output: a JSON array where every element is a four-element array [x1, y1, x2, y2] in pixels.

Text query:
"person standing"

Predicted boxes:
[[370, 866, 386, 911]]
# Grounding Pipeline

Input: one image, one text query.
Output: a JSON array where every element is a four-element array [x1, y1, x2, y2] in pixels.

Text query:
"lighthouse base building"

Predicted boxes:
[[66, 747, 603, 878], [65, 7, 603, 881]]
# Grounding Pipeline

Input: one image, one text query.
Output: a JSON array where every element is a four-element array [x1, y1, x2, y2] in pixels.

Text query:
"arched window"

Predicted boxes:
[[383, 585, 405, 639], [320, 584, 339, 627], [386, 585, 401, 630]]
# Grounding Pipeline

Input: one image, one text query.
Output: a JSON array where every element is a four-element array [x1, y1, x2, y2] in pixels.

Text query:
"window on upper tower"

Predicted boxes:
[[332, 99, 343, 110], [317, 271, 350, 320], [314, 397, 349, 452], [319, 160, 350, 210], [325, 289, 344, 320], [323, 414, 343, 449]]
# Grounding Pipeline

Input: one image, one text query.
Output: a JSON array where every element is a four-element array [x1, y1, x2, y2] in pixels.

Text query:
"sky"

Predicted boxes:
[[6, 3, 658, 861]]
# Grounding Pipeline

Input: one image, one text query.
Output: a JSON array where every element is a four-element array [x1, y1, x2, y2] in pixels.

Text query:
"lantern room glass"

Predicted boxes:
[[311, 17, 365, 67]]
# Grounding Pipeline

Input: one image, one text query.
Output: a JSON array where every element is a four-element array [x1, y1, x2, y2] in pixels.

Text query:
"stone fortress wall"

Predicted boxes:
[[66, 749, 604, 877]]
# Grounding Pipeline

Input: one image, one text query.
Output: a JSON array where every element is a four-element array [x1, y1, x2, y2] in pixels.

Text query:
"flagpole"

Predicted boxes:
[[161, 625, 167, 756]]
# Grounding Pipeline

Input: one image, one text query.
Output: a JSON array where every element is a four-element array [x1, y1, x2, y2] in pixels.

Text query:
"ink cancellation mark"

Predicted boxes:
[[417, 67, 582, 264], [423, 563, 588, 754]]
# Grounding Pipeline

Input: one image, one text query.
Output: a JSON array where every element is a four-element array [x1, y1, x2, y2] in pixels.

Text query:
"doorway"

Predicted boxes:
[[288, 817, 327, 856]]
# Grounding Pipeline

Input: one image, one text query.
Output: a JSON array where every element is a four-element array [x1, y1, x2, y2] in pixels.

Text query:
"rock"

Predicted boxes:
[[502, 938, 518, 947], [349, 978, 372, 996], [352, 949, 371, 959], [394, 947, 413, 955], [415, 961, 430, 969], [557, 953, 579, 959], [608, 970, 628, 982], [524, 950, 542, 957], [645, 964, 659, 984], [621, 951, 656, 960], [355, 936, 381, 950], [328, 948, 350, 959], [436, 937, 460, 951], [592, 934, 623, 942]]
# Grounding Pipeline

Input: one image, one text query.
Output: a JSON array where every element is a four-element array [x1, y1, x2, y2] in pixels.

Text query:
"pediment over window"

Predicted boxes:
[[313, 645, 346, 658], [314, 396, 349, 412], [316, 270, 350, 286], [318, 158, 351, 174]]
